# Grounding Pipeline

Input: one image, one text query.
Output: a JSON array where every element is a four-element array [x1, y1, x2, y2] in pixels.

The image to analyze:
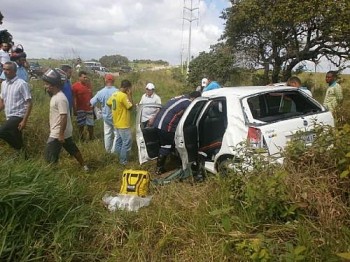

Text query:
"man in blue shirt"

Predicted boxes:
[[202, 76, 221, 92], [0, 52, 28, 82], [153, 91, 201, 175], [90, 74, 118, 152], [60, 65, 73, 112]]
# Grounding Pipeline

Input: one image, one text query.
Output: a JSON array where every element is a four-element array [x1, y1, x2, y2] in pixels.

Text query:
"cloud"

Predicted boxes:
[[0, 0, 230, 64]]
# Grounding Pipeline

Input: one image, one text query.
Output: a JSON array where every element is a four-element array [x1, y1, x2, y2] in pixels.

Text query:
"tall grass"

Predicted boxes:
[[0, 159, 94, 261]]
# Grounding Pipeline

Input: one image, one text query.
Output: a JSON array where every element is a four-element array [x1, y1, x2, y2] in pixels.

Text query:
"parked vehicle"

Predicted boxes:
[[136, 86, 334, 174], [28, 61, 44, 79]]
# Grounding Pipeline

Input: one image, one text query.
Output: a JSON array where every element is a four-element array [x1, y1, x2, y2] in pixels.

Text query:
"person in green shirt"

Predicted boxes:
[[323, 71, 343, 112]]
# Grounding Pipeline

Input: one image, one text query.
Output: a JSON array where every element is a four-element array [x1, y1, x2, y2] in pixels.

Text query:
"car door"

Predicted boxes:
[[244, 90, 334, 156], [136, 103, 162, 164], [175, 97, 209, 169]]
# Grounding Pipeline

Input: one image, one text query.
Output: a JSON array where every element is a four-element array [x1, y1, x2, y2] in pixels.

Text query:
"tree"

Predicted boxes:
[[99, 54, 129, 68], [187, 43, 236, 87], [222, 0, 350, 83]]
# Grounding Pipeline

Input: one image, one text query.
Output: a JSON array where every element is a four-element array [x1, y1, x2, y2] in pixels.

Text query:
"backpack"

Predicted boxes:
[[120, 169, 150, 197]]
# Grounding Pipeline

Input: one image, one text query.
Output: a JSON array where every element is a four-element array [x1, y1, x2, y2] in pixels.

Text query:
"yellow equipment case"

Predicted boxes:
[[120, 169, 150, 197]]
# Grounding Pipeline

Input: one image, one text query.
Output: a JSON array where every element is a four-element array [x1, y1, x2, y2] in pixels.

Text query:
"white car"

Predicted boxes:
[[136, 86, 334, 174]]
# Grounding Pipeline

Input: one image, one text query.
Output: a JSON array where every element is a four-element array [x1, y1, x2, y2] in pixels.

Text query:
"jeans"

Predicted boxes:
[[113, 128, 132, 165], [104, 121, 116, 153]]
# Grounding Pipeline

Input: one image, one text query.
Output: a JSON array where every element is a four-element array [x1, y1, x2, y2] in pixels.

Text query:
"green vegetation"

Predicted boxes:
[[1, 69, 350, 261], [221, 0, 350, 83]]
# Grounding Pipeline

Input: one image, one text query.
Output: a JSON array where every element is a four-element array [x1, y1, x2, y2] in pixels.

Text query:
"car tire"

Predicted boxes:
[[217, 158, 234, 176]]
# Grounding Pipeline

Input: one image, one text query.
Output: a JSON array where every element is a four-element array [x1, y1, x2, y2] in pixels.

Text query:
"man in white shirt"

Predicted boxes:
[[42, 68, 89, 171], [0, 42, 10, 74], [139, 82, 161, 127], [0, 61, 32, 151]]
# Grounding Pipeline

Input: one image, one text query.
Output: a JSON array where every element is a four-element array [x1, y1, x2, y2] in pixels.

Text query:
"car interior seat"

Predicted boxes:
[[198, 101, 227, 159]]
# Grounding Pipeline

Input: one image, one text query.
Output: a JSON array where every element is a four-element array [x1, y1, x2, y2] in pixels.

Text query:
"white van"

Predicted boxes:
[[83, 61, 102, 68]]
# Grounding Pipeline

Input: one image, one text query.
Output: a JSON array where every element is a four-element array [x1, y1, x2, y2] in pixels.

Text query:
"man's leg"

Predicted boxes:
[[103, 121, 114, 152], [86, 111, 94, 140], [0, 117, 24, 150], [44, 138, 62, 164], [118, 128, 132, 165], [76, 111, 86, 140], [63, 137, 88, 170], [113, 129, 122, 155], [87, 125, 94, 140], [156, 129, 175, 175]]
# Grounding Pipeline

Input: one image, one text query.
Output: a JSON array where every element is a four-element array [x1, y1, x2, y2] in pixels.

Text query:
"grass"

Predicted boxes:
[[1, 68, 350, 260]]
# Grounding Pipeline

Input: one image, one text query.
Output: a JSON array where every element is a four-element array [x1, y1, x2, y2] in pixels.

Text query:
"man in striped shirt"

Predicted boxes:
[[153, 91, 201, 175], [0, 61, 32, 151]]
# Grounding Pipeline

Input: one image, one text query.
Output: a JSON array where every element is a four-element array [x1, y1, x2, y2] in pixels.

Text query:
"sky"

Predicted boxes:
[[0, 0, 231, 65]]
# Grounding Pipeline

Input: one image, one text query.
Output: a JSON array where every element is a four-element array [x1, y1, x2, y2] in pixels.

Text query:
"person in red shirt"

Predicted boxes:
[[72, 71, 94, 140]]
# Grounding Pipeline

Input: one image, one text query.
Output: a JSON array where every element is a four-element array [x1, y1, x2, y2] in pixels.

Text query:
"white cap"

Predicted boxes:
[[201, 78, 208, 87], [146, 83, 155, 90]]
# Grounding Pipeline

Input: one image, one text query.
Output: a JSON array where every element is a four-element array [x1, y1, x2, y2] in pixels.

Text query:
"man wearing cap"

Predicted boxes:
[[90, 74, 118, 153], [0, 61, 32, 153], [203, 76, 221, 92], [196, 78, 208, 93], [42, 68, 88, 171], [139, 82, 161, 127], [152, 91, 201, 175]]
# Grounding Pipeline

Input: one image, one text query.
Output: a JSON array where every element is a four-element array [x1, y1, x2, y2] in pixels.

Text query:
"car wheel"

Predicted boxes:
[[217, 158, 235, 176]]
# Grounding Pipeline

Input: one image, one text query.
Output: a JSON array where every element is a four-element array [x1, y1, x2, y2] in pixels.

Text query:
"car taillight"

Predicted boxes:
[[247, 127, 262, 148]]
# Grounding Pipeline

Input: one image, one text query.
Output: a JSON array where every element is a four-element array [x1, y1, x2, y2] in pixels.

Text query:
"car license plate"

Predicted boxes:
[[301, 133, 316, 144], [289, 133, 316, 144]]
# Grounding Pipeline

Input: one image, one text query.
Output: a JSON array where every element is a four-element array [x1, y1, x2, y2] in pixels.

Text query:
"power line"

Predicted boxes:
[[182, 0, 199, 74]]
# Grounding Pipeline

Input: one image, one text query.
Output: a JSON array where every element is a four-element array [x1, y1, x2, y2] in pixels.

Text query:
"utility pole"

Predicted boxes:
[[182, 0, 199, 75]]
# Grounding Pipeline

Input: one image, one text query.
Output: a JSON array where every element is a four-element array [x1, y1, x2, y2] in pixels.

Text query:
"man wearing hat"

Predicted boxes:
[[196, 78, 208, 93], [42, 68, 88, 171], [90, 74, 118, 153], [0, 61, 32, 153], [139, 82, 161, 127]]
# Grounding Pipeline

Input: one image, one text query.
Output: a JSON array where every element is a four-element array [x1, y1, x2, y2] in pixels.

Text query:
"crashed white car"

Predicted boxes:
[[136, 86, 334, 174]]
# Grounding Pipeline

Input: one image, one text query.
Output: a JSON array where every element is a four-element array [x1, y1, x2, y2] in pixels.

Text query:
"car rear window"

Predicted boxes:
[[247, 90, 322, 123]]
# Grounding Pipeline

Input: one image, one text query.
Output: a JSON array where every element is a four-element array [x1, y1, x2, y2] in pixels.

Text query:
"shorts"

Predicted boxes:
[[45, 137, 79, 163], [76, 110, 94, 126]]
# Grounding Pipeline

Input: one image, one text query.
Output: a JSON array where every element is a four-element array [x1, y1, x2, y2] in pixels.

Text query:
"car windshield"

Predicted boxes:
[[246, 90, 321, 123]]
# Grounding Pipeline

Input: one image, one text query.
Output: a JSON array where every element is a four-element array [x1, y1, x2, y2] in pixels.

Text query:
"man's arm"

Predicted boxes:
[[18, 99, 32, 131], [58, 114, 67, 143], [71, 85, 78, 116], [0, 97, 4, 112], [335, 84, 343, 104]]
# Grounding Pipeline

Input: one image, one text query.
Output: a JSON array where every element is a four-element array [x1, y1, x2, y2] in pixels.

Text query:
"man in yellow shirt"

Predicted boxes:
[[107, 79, 133, 165]]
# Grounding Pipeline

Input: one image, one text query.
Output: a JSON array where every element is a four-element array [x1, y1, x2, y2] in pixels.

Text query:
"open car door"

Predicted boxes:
[[175, 97, 209, 170], [136, 104, 162, 164]]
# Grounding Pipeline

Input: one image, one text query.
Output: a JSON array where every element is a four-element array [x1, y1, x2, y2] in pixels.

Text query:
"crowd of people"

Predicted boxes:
[[0, 11, 344, 174]]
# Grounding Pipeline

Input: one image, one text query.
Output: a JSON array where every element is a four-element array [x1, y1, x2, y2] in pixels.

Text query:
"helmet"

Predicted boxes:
[[42, 68, 67, 87]]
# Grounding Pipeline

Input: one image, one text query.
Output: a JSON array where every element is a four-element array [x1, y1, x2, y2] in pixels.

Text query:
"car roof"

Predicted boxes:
[[201, 86, 295, 98]]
